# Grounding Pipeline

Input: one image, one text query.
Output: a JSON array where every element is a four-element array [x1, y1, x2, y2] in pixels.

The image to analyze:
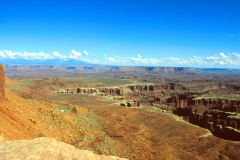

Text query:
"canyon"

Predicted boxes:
[[1, 65, 240, 160], [54, 80, 240, 141]]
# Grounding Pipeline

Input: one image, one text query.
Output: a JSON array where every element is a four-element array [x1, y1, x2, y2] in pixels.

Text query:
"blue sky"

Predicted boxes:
[[0, 0, 239, 67]]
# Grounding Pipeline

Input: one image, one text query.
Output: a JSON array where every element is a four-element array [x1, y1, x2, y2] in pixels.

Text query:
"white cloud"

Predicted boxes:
[[4, 50, 17, 58], [232, 52, 240, 57], [83, 50, 89, 56], [0, 51, 6, 57], [52, 51, 62, 58], [1, 50, 54, 60], [69, 50, 82, 59], [220, 52, 227, 58], [100, 52, 240, 68], [1, 50, 240, 68], [108, 57, 115, 62], [219, 61, 225, 65], [131, 57, 137, 61], [71, 50, 82, 56]]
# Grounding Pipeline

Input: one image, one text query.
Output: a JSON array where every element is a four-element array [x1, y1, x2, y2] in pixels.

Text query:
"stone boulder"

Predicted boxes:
[[0, 137, 128, 160]]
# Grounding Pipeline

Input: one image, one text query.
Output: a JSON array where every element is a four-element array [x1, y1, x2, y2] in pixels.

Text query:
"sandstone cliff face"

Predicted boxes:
[[0, 137, 128, 160], [194, 98, 240, 112], [0, 65, 5, 100], [189, 110, 240, 141], [168, 93, 240, 113], [170, 93, 240, 141], [173, 107, 240, 141], [56, 83, 187, 107], [55, 83, 240, 113], [54, 82, 240, 141], [58, 83, 186, 94]]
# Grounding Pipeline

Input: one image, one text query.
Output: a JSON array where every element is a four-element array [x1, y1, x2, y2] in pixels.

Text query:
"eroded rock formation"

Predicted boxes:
[[56, 83, 187, 107], [55, 82, 240, 140], [0, 65, 5, 100], [173, 104, 240, 141], [194, 98, 240, 112], [189, 110, 240, 141], [169, 92, 240, 141], [169, 94, 240, 113]]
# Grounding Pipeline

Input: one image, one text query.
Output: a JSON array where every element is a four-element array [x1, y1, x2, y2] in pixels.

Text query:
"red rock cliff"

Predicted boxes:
[[0, 64, 5, 100]]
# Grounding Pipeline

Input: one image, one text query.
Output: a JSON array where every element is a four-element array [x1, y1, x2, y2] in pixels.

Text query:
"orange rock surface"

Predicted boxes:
[[0, 65, 5, 100], [0, 137, 128, 160]]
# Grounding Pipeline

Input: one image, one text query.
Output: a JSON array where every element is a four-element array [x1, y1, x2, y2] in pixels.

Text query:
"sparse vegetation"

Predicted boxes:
[[1, 67, 240, 160]]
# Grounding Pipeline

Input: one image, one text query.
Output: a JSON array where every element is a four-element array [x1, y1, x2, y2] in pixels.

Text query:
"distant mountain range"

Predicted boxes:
[[1, 58, 240, 75], [3, 65, 240, 75], [201, 68, 240, 74]]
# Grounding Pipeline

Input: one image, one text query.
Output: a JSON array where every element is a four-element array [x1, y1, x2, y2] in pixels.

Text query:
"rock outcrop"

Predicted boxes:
[[173, 107, 240, 141], [0, 137, 128, 160], [56, 83, 186, 95], [189, 110, 240, 141], [0, 65, 5, 100], [193, 98, 240, 113], [56, 84, 240, 112], [168, 93, 240, 113], [55, 83, 187, 107], [54, 81, 240, 141]]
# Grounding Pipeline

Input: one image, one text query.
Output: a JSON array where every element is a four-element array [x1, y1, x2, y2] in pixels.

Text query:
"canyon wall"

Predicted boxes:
[[193, 98, 240, 113], [169, 94, 240, 113], [56, 84, 240, 113], [171, 94, 240, 141], [57, 83, 186, 96], [174, 108, 240, 141], [55, 83, 187, 107], [55, 83, 240, 140], [0, 64, 5, 100]]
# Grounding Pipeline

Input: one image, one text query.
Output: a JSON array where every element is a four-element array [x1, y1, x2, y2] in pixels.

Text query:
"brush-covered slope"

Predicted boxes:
[[0, 65, 127, 159]]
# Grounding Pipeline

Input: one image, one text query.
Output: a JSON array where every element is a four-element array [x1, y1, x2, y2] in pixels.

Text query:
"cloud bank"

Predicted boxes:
[[0, 49, 240, 68]]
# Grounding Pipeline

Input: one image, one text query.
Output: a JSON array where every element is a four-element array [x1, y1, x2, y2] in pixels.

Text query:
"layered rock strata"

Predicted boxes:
[[56, 84, 240, 112], [174, 108, 240, 141], [169, 94, 240, 113], [55, 83, 187, 107], [0, 65, 5, 100], [55, 83, 240, 140]]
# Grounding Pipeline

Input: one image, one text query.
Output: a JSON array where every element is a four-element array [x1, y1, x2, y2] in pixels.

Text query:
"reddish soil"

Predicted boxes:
[[91, 107, 240, 160]]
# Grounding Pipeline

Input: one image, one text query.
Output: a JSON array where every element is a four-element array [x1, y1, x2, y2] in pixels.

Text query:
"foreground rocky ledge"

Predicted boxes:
[[0, 137, 128, 160]]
